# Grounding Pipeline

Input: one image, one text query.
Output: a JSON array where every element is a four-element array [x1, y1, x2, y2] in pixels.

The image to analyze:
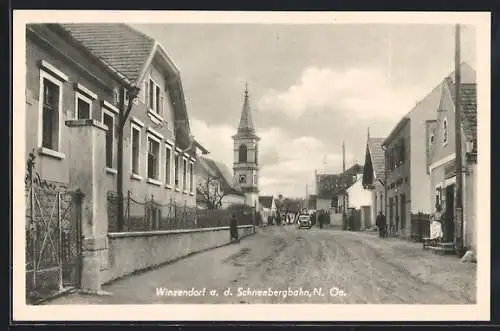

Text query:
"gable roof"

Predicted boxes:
[[367, 137, 385, 181], [58, 23, 200, 152], [197, 157, 243, 196], [383, 62, 476, 147], [316, 163, 363, 198], [259, 196, 274, 209], [445, 79, 478, 154], [59, 24, 156, 83]]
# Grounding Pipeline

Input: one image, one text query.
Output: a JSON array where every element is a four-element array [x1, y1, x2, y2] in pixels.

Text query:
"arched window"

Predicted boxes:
[[443, 119, 448, 145], [238, 144, 247, 162]]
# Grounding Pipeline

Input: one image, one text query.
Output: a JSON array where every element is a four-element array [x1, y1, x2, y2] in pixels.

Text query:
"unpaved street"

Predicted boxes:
[[46, 226, 476, 304]]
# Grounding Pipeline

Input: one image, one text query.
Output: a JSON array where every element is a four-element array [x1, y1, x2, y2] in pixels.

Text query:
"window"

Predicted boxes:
[[189, 162, 194, 192], [430, 134, 435, 144], [40, 76, 61, 151], [102, 110, 115, 168], [238, 144, 247, 162], [254, 174, 257, 185], [399, 139, 405, 164], [131, 125, 141, 175], [76, 93, 92, 119], [147, 135, 161, 180], [165, 146, 172, 186], [435, 187, 442, 210], [443, 119, 448, 145], [146, 78, 163, 115], [174, 153, 180, 189], [183, 158, 188, 191]]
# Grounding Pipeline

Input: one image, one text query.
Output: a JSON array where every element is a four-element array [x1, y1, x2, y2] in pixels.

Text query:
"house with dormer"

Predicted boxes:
[[426, 64, 477, 252]]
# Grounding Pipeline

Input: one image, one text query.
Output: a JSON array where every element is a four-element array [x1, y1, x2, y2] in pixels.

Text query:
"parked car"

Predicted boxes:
[[297, 214, 312, 229]]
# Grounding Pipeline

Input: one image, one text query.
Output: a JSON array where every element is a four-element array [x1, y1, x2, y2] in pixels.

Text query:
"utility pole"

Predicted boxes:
[[305, 184, 308, 210], [454, 24, 464, 255], [117, 86, 140, 232]]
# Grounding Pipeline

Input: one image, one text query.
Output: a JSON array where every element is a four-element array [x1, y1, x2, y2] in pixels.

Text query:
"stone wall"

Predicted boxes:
[[102, 225, 256, 284]]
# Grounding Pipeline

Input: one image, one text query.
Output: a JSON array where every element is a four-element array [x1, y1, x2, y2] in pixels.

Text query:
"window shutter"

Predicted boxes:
[[144, 80, 149, 107]]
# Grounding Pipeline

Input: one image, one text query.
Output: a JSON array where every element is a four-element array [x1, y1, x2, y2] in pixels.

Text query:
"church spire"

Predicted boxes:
[[237, 81, 256, 134]]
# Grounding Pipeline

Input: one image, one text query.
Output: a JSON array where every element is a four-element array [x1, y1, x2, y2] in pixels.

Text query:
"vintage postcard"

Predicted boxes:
[[12, 10, 490, 321]]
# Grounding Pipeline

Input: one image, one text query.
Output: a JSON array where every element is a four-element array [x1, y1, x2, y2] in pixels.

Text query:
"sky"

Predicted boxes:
[[132, 23, 476, 198]]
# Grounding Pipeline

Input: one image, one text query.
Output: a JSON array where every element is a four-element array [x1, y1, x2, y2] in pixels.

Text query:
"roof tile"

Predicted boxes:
[[59, 23, 155, 82], [367, 137, 385, 181]]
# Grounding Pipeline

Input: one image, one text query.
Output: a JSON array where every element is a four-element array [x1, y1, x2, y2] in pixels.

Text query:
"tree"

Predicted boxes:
[[196, 173, 227, 210]]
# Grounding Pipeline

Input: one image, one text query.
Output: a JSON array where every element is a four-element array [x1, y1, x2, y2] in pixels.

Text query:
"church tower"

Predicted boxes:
[[232, 83, 260, 209]]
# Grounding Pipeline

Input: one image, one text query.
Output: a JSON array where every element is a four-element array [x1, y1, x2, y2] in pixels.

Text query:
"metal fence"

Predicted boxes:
[[107, 191, 255, 232], [25, 151, 82, 304]]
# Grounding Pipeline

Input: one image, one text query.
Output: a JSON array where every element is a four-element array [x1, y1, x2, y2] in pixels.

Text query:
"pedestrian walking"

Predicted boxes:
[[376, 211, 386, 238], [230, 212, 239, 242]]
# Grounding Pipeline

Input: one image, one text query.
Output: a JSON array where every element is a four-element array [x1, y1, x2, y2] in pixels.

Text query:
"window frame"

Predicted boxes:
[[130, 123, 142, 179], [182, 157, 188, 193], [189, 160, 194, 194], [146, 133, 162, 184], [74, 91, 93, 120], [38, 67, 66, 157], [102, 107, 116, 172], [165, 142, 173, 188], [148, 77, 162, 114], [174, 151, 180, 191], [238, 144, 248, 163]]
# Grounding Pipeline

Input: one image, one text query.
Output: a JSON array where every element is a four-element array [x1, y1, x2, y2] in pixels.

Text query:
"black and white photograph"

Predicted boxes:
[[13, 10, 490, 321]]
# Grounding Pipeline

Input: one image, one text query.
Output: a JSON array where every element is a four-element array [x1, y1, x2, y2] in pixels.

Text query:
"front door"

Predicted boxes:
[[445, 184, 455, 242]]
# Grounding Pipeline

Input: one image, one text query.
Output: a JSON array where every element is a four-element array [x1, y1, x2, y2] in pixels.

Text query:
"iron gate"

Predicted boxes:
[[25, 151, 83, 303]]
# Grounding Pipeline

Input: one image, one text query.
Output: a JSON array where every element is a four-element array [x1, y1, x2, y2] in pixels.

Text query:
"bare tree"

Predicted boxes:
[[196, 174, 227, 210]]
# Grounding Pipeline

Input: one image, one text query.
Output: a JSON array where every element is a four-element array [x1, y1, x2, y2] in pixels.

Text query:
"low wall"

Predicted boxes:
[[102, 225, 255, 284]]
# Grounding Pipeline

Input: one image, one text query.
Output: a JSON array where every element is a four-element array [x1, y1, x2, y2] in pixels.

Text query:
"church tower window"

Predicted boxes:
[[239, 144, 247, 163]]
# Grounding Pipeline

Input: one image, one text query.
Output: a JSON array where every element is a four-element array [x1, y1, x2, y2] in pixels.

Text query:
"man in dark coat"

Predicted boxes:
[[230, 213, 239, 242], [376, 211, 386, 238]]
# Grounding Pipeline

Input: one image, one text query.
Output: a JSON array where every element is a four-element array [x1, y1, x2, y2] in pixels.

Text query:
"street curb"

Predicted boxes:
[[100, 230, 257, 287]]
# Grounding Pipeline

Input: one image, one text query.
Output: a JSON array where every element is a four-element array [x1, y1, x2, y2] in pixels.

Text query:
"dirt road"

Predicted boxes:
[[45, 226, 476, 304]]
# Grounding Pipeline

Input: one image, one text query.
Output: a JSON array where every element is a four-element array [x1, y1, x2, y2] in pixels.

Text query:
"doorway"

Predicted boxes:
[[444, 184, 455, 242]]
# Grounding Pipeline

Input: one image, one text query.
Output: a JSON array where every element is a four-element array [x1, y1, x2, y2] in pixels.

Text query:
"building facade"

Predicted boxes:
[[25, 23, 207, 292], [315, 164, 363, 228], [346, 173, 373, 229], [426, 66, 477, 251], [383, 116, 412, 237], [383, 63, 476, 240], [232, 85, 260, 209]]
